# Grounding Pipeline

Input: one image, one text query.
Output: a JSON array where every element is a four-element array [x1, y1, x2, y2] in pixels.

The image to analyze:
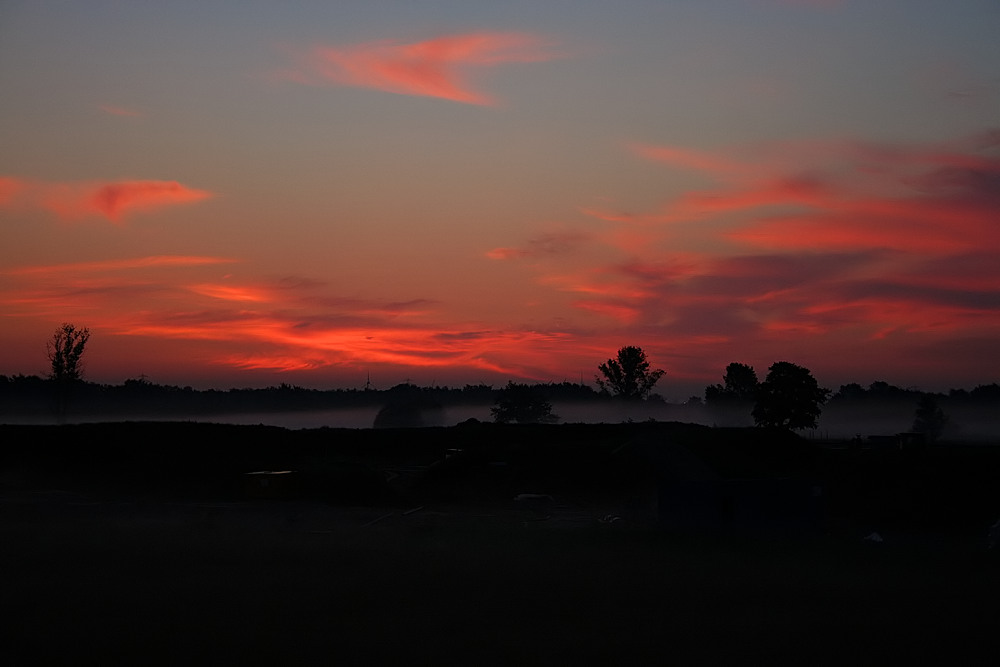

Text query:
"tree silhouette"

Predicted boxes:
[[752, 361, 829, 430], [596, 346, 664, 400], [47, 323, 90, 383], [912, 395, 947, 442], [373, 383, 444, 428], [46, 323, 90, 420], [705, 362, 759, 404], [722, 363, 758, 399], [491, 381, 558, 424]]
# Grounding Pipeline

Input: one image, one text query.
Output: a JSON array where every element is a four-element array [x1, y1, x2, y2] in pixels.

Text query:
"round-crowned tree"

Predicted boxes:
[[752, 361, 829, 430], [596, 346, 665, 400], [705, 362, 759, 405]]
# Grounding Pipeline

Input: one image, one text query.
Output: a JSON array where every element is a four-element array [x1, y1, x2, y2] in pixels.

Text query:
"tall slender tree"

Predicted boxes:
[[47, 323, 90, 383]]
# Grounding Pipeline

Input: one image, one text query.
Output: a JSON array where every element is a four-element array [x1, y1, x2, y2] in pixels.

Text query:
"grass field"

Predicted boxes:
[[3, 497, 998, 666], [3, 422, 999, 665]]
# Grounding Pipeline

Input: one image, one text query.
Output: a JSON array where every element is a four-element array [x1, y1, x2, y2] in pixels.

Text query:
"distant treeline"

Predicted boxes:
[[0, 376, 601, 418], [829, 381, 1000, 405], [1, 373, 997, 419]]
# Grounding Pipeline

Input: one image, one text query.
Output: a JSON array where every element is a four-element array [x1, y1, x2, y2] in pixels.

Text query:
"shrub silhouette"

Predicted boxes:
[[491, 381, 558, 424], [373, 383, 444, 428]]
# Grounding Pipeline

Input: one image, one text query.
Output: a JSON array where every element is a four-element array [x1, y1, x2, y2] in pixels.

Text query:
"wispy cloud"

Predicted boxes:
[[629, 143, 750, 178], [278, 31, 560, 105], [0, 177, 213, 222], [83, 181, 212, 221], [0, 256, 590, 381], [486, 231, 588, 260]]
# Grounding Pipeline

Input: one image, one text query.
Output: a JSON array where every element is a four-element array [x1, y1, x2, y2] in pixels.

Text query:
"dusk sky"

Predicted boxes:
[[2, 1, 999, 398]]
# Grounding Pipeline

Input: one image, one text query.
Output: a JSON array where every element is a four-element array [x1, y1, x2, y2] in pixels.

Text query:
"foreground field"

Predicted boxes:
[[2, 422, 999, 664], [4, 497, 1000, 665]]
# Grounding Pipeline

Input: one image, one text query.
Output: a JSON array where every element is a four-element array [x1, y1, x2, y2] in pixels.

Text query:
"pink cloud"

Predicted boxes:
[[727, 188, 1000, 254], [487, 130, 1000, 384], [0, 178, 214, 222], [284, 32, 559, 105], [88, 181, 212, 221]]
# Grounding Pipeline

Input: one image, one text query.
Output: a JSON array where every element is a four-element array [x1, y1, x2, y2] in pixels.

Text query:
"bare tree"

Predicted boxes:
[[47, 323, 90, 383]]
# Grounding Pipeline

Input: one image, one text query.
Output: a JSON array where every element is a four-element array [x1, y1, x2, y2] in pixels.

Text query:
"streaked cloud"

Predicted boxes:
[[0, 255, 587, 381], [279, 31, 559, 105], [486, 231, 587, 260], [629, 143, 749, 178], [84, 181, 212, 221], [490, 130, 1000, 385], [0, 177, 212, 222]]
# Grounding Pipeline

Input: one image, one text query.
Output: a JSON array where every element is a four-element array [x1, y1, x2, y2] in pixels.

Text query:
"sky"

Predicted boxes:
[[1, 0, 999, 398]]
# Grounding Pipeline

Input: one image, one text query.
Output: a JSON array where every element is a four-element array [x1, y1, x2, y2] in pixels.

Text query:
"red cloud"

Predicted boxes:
[[3, 179, 212, 221], [286, 32, 558, 105], [503, 131, 1000, 371], [0, 177, 24, 204], [118, 314, 583, 379], [187, 284, 274, 303], [486, 247, 524, 260], [87, 181, 212, 221], [727, 191, 1000, 254]]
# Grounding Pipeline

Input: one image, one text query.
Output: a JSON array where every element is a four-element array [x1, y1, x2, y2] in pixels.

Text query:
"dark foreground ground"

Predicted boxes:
[[3, 421, 999, 665]]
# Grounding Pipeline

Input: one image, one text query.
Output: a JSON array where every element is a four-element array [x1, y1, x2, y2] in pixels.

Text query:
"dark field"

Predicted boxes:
[[3, 422, 999, 665]]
